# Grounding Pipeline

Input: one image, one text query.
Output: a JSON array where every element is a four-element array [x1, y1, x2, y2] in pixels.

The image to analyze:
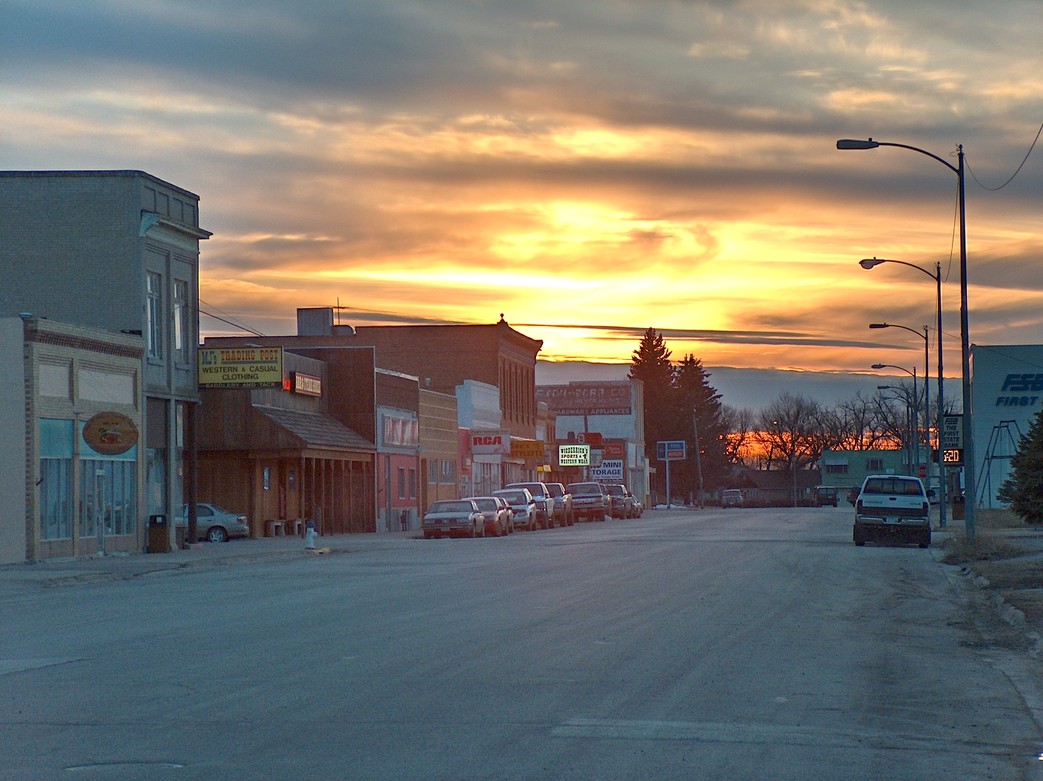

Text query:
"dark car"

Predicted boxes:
[[566, 481, 610, 522], [814, 486, 839, 507], [602, 484, 635, 519]]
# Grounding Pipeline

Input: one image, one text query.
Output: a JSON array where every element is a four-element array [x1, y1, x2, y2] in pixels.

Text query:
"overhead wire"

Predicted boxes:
[[966, 120, 1043, 191]]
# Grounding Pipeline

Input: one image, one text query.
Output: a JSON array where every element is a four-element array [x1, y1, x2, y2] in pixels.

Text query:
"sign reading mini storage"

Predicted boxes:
[[199, 347, 283, 388], [82, 412, 138, 456]]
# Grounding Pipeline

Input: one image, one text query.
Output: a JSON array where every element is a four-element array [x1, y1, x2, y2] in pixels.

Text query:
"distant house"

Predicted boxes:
[[819, 448, 910, 497], [724, 467, 821, 507]]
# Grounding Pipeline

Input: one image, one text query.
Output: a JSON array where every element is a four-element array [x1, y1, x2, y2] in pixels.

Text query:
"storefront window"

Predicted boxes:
[[39, 419, 73, 540], [80, 459, 137, 537], [80, 424, 138, 538]]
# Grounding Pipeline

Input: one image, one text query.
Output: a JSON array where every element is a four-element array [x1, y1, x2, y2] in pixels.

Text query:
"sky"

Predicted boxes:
[[4, 0, 1042, 405]]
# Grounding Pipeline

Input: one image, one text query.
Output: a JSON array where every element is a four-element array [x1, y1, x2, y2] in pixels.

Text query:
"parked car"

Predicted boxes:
[[814, 485, 839, 507], [545, 482, 574, 526], [853, 474, 932, 548], [422, 499, 485, 539], [721, 489, 744, 508], [504, 481, 555, 529], [628, 489, 644, 517], [493, 488, 539, 531], [602, 484, 635, 519], [464, 495, 513, 536], [566, 481, 610, 522], [179, 503, 249, 543]]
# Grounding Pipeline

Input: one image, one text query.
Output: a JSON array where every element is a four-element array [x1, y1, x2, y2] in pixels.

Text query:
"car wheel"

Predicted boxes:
[[918, 529, 931, 548], [207, 526, 229, 543], [853, 525, 865, 546]]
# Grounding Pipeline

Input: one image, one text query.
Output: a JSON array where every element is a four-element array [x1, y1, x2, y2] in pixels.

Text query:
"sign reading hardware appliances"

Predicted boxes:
[[536, 383, 632, 416], [199, 347, 283, 388]]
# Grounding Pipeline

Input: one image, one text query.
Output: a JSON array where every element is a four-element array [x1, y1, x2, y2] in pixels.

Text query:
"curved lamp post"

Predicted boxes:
[[874, 368, 917, 475], [838, 138, 974, 540], [870, 324, 936, 520], [861, 259, 946, 526]]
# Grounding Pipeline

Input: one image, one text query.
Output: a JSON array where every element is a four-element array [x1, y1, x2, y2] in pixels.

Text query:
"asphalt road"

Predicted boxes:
[[2, 508, 1041, 780]]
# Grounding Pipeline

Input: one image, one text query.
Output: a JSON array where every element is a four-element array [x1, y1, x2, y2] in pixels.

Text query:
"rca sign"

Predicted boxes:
[[471, 430, 510, 455]]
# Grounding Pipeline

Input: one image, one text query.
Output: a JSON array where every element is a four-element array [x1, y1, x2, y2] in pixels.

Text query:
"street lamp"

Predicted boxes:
[[860, 258, 946, 526], [874, 367, 917, 475], [838, 137, 975, 540], [870, 323, 934, 509]]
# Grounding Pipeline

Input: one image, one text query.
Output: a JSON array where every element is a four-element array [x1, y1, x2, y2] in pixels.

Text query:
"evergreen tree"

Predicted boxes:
[[673, 354, 730, 498], [998, 408, 1043, 524], [628, 328, 674, 497]]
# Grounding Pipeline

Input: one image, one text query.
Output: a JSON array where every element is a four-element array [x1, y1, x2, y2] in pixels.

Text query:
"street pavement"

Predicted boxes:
[[0, 529, 420, 589], [2, 507, 1042, 781]]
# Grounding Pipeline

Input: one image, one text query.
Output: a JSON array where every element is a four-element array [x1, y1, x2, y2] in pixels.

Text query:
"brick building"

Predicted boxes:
[[1, 170, 210, 554]]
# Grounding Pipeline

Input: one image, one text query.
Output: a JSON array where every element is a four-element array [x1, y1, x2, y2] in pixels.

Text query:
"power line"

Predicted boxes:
[[966, 121, 1043, 191], [197, 299, 266, 336]]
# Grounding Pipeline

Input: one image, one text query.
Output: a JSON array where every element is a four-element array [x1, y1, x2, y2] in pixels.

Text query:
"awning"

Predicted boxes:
[[253, 406, 375, 452]]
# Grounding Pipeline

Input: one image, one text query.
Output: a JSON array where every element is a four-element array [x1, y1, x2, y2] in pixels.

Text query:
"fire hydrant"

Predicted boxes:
[[304, 519, 317, 550]]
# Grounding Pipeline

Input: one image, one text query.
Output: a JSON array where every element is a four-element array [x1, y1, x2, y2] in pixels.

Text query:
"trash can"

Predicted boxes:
[[147, 514, 169, 554]]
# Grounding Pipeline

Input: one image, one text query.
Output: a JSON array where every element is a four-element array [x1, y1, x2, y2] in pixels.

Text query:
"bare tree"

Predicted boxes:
[[832, 392, 890, 450], [722, 405, 756, 466], [756, 393, 826, 505]]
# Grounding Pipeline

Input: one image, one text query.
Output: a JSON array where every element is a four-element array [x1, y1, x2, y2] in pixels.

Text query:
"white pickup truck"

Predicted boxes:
[[853, 474, 932, 548]]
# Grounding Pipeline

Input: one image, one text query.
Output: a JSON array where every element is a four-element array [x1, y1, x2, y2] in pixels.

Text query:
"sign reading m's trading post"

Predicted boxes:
[[199, 347, 283, 388]]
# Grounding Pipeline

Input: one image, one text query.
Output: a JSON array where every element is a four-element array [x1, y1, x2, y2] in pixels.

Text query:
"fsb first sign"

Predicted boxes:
[[657, 440, 686, 461]]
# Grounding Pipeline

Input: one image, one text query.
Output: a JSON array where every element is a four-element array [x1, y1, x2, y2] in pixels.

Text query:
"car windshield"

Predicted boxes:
[[863, 478, 923, 496], [430, 501, 472, 513], [471, 498, 495, 511], [495, 491, 526, 504], [568, 484, 599, 495]]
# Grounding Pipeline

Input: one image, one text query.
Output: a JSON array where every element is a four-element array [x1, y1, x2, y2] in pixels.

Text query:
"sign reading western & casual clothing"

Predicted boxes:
[[198, 347, 283, 388]]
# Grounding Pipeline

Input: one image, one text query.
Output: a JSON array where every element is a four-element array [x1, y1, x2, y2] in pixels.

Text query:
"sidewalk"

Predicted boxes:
[[0, 531, 421, 589]]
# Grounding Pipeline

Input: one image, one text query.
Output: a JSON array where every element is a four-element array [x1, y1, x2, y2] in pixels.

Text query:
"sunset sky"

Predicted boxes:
[[4, 1, 1042, 385]]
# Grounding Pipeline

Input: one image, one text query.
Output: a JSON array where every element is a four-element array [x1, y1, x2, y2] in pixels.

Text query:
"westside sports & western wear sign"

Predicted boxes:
[[558, 444, 591, 467]]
